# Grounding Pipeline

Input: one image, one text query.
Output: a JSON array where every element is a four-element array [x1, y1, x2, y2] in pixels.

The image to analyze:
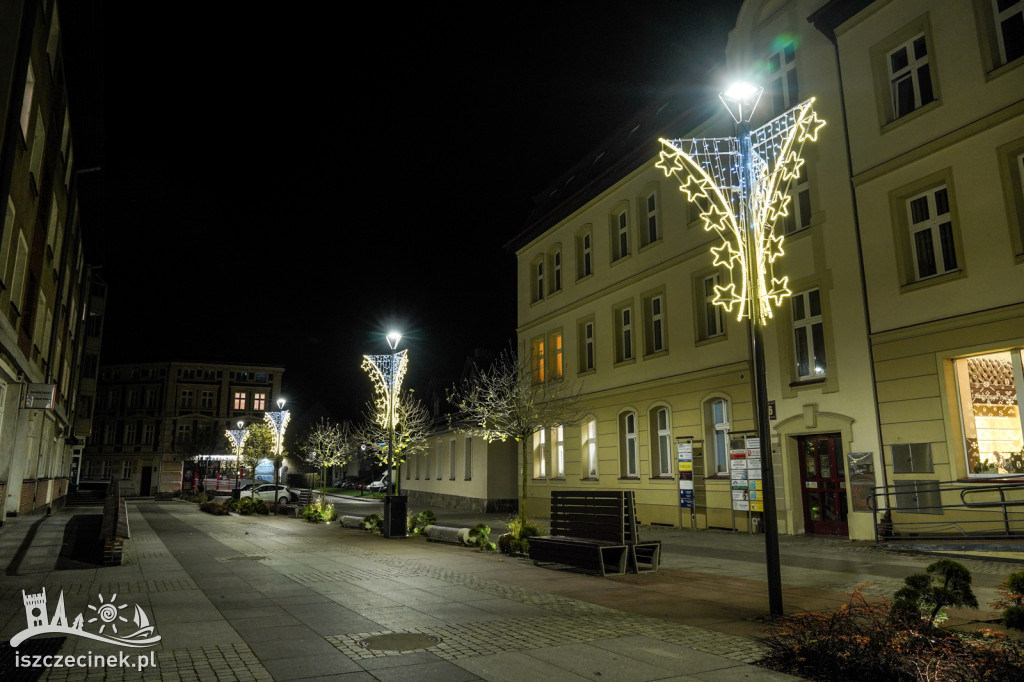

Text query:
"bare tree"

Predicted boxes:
[[354, 389, 433, 494], [448, 345, 584, 525], [299, 418, 357, 498]]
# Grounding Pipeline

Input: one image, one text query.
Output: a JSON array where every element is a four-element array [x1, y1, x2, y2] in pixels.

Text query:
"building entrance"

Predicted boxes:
[[797, 434, 848, 536]]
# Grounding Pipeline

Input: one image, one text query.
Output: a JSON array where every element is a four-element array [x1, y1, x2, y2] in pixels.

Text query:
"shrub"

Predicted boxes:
[[992, 570, 1024, 631], [301, 499, 336, 523], [467, 523, 496, 551], [232, 497, 269, 516], [361, 513, 383, 533], [892, 559, 978, 626], [409, 510, 437, 535], [500, 516, 542, 555], [760, 587, 1024, 681]]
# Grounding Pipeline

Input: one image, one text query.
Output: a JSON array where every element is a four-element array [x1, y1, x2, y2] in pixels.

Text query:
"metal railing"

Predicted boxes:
[[869, 478, 1024, 542]]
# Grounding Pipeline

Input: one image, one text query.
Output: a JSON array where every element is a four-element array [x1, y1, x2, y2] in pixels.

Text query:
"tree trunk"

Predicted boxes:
[[520, 438, 529, 526]]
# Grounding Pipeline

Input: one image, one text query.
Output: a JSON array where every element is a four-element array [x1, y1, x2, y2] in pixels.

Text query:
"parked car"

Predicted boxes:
[[245, 484, 296, 504], [365, 475, 389, 493], [341, 475, 372, 489]]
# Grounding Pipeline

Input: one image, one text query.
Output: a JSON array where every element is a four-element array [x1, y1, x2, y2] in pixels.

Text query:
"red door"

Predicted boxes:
[[797, 435, 848, 536]]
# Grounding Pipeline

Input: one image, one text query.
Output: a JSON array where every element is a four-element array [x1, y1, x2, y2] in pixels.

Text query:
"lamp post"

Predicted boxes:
[[657, 85, 825, 617], [264, 398, 291, 511], [361, 331, 409, 538], [225, 420, 248, 495]]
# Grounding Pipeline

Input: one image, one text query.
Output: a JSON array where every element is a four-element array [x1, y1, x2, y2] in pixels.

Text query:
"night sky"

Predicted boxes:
[[60, 1, 744, 421]]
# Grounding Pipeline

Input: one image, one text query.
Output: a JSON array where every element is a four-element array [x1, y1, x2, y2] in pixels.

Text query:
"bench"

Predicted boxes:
[[528, 491, 660, 576]]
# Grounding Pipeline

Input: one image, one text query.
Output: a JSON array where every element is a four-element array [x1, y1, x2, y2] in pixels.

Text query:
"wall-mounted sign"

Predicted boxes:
[[24, 384, 56, 410]]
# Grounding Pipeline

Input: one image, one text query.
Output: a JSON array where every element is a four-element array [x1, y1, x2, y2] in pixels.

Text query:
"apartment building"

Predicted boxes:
[[812, 0, 1024, 534], [0, 0, 97, 519], [85, 361, 285, 494]]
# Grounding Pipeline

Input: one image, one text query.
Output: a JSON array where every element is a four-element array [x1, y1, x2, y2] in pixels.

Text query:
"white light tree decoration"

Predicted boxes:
[[264, 399, 291, 510], [657, 97, 825, 324], [225, 421, 249, 488], [361, 349, 409, 486]]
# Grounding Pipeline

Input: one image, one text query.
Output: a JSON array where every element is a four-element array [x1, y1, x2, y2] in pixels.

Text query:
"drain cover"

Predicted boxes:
[[358, 633, 440, 651]]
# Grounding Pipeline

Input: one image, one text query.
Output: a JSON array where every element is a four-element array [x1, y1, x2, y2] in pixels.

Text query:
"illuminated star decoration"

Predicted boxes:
[[657, 97, 825, 325], [361, 350, 409, 433]]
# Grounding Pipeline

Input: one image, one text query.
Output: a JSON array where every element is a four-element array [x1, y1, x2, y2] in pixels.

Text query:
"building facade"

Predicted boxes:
[[510, 0, 1024, 541], [85, 361, 285, 494], [813, 0, 1024, 535], [0, 0, 97, 520]]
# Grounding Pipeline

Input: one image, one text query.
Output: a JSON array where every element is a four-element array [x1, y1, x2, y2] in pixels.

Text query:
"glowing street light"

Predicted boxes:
[[264, 398, 291, 511], [362, 331, 409, 538], [225, 420, 248, 492], [657, 83, 825, 617]]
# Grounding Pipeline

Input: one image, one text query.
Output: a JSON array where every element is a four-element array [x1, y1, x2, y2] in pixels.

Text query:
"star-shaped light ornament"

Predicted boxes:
[[657, 97, 825, 325]]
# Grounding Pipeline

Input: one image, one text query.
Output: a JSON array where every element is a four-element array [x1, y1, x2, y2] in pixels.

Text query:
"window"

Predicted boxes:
[[584, 419, 598, 478], [531, 336, 546, 384], [792, 289, 827, 379], [436, 439, 443, 479], [123, 423, 136, 445], [29, 112, 45, 189], [102, 423, 115, 445], [121, 460, 132, 480], [534, 428, 547, 478], [768, 42, 798, 116], [894, 480, 942, 514], [449, 438, 457, 480], [10, 234, 28, 315], [782, 164, 812, 235], [994, 0, 1024, 65], [908, 186, 958, 280], [549, 331, 563, 379], [531, 258, 544, 302], [127, 390, 138, 410], [705, 398, 730, 475], [101, 460, 111, 479], [644, 294, 666, 355], [554, 425, 564, 478], [464, 437, 472, 480], [180, 390, 193, 408], [201, 391, 214, 409], [955, 350, 1024, 476], [612, 208, 630, 261], [888, 34, 934, 118], [615, 305, 633, 363], [549, 248, 562, 293], [141, 423, 154, 445], [253, 392, 266, 411], [176, 423, 191, 444], [578, 319, 595, 372], [19, 60, 34, 138], [233, 392, 246, 410], [699, 274, 724, 340], [619, 412, 638, 477], [641, 192, 659, 246], [576, 228, 593, 279], [651, 407, 672, 477], [144, 389, 156, 409], [892, 443, 934, 473]]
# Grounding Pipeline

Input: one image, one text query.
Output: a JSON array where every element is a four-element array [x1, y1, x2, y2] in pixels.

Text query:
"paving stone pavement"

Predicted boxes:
[[3, 499, 1020, 681]]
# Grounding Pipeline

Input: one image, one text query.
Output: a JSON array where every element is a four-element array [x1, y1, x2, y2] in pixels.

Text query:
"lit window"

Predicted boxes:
[[768, 42, 798, 116], [620, 412, 638, 477], [651, 407, 672, 476], [534, 428, 547, 478], [908, 186, 958, 280], [994, 0, 1024, 65], [253, 393, 266, 411], [792, 289, 827, 379], [531, 337, 546, 384], [233, 392, 246, 410], [585, 420, 599, 478], [549, 331, 563, 379], [888, 34, 934, 118], [955, 350, 1024, 476]]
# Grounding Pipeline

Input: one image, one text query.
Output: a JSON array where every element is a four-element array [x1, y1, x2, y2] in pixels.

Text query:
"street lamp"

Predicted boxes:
[[264, 398, 291, 510], [361, 331, 409, 538], [225, 420, 248, 493], [657, 85, 825, 617]]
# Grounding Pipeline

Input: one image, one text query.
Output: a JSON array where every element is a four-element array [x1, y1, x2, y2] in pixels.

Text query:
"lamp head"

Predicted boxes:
[[237, 420, 244, 429], [386, 331, 402, 350], [720, 82, 763, 124], [277, 398, 286, 409]]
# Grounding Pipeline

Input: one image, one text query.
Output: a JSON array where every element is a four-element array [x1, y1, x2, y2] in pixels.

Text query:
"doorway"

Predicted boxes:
[[797, 434, 848, 536], [141, 466, 153, 496]]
